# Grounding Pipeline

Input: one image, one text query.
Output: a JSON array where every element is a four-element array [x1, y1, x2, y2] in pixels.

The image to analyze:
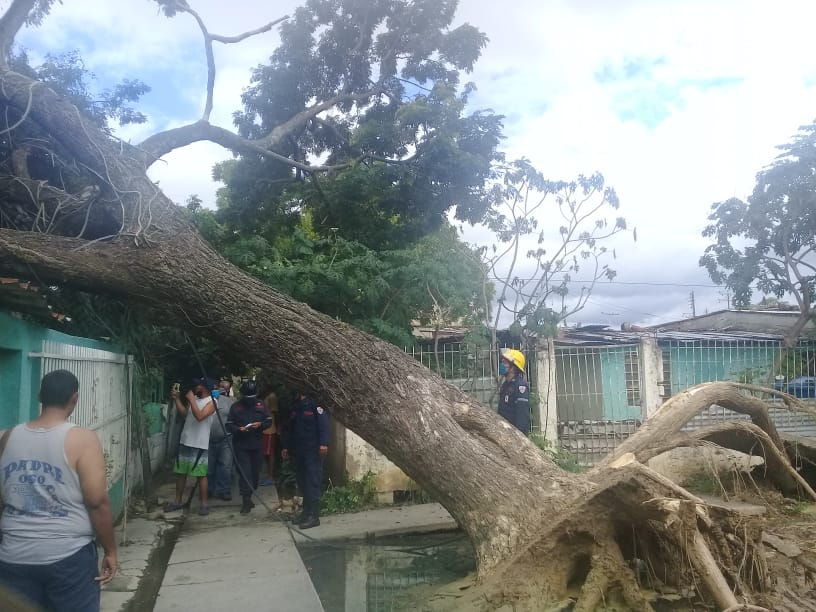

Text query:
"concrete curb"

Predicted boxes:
[[290, 503, 459, 544]]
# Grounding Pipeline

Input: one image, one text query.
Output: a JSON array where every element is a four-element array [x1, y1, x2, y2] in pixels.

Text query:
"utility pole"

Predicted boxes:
[[689, 291, 696, 318]]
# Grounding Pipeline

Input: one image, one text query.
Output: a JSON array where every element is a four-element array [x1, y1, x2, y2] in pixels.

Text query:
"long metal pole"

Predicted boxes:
[[121, 355, 133, 546]]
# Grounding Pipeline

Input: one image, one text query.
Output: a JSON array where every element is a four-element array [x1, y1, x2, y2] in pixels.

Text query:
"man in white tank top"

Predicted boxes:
[[0, 369, 117, 611], [164, 377, 215, 515]]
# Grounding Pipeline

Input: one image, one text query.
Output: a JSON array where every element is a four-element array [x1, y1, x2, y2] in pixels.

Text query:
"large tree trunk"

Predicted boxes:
[[0, 228, 581, 573], [2, 64, 816, 609]]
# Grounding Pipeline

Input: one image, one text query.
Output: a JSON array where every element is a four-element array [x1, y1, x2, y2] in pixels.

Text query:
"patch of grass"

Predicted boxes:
[[789, 501, 812, 514], [528, 433, 585, 473], [683, 471, 723, 495], [321, 470, 378, 515]]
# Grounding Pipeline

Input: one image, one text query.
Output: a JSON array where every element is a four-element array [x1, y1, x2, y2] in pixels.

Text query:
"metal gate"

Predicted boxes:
[[31, 340, 132, 490]]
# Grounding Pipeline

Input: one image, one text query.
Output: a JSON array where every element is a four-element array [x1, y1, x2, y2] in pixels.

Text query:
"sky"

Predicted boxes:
[[10, 0, 816, 327]]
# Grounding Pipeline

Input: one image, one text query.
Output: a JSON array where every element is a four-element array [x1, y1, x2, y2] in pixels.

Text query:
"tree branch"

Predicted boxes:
[[136, 120, 353, 173], [0, 0, 36, 68], [208, 16, 289, 44], [259, 86, 383, 148], [175, 4, 288, 122], [138, 83, 383, 168]]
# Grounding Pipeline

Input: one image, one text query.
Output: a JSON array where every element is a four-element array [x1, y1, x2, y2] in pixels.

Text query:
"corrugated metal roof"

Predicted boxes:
[[0, 278, 70, 322], [555, 326, 815, 346]]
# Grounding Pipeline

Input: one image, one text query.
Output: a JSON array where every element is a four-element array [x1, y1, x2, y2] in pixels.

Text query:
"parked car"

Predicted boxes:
[[773, 376, 816, 398]]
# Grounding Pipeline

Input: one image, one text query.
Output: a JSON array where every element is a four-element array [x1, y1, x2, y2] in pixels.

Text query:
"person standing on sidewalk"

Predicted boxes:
[[282, 390, 329, 529], [208, 381, 235, 501], [0, 369, 118, 611], [226, 380, 271, 514], [165, 377, 216, 515], [497, 348, 531, 434], [260, 390, 279, 486]]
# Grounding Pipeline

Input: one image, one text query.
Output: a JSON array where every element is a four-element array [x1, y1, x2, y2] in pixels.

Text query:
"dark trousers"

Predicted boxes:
[[234, 446, 261, 497], [208, 437, 233, 497], [0, 540, 99, 612], [295, 449, 323, 504]]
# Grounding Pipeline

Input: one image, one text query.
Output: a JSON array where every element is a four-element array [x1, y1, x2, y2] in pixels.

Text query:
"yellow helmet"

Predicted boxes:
[[500, 348, 525, 372]]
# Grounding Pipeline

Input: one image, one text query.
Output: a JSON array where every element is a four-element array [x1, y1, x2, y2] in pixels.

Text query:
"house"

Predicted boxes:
[[552, 325, 816, 464]]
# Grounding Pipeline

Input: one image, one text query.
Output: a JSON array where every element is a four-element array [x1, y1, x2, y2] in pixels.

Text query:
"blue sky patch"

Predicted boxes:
[[595, 56, 667, 84]]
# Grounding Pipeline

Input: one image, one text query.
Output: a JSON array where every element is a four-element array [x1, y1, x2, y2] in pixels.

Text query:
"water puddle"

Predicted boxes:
[[297, 532, 475, 611], [298, 532, 705, 611]]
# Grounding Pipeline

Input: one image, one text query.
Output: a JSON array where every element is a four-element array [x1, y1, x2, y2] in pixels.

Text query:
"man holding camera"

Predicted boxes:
[[165, 377, 215, 515]]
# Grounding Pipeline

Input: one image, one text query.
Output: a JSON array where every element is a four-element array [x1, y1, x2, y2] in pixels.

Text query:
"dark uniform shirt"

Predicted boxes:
[[284, 398, 329, 454], [226, 397, 272, 450], [498, 374, 531, 433]]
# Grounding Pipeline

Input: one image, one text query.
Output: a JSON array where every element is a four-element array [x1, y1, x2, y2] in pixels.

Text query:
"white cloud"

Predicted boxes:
[[9, 0, 816, 324]]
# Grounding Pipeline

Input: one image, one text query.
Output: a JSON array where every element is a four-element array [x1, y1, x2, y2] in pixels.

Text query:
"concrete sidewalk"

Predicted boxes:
[[101, 517, 174, 612], [109, 483, 456, 612], [154, 482, 323, 612]]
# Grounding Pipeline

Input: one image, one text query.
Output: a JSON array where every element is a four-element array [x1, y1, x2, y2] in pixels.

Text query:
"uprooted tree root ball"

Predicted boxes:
[[413, 383, 816, 611]]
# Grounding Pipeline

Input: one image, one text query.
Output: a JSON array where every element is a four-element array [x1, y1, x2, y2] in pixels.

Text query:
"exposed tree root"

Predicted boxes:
[[573, 533, 653, 612], [638, 421, 816, 500], [452, 455, 771, 611]]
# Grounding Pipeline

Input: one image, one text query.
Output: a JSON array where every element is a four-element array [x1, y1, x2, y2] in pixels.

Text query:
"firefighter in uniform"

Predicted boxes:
[[498, 348, 531, 434], [282, 391, 329, 529], [226, 380, 272, 514]]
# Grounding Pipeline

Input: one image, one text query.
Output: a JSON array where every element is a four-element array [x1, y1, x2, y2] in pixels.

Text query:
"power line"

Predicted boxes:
[[500, 277, 746, 289]]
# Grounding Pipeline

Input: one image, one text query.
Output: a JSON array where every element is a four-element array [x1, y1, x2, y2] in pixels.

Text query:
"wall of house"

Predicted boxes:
[[0, 312, 134, 518], [0, 312, 113, 425], [341, 429, 416, 503], [665, 344, 777, 394]]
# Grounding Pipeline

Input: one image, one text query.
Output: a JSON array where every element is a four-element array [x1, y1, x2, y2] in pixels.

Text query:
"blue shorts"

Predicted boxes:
[[0, 540, 99, 611]]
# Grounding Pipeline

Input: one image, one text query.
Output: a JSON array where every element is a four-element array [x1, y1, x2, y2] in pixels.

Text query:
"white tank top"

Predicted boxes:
[[0, 422, 94, 564], [180, 396, 215, 450]]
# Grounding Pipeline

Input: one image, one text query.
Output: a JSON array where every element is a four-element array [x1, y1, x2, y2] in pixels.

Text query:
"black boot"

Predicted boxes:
[[240, 494, 255, 515], [299, 499, 320, 530]]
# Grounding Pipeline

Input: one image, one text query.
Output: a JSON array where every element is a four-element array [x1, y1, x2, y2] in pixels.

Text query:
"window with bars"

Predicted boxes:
[[624, 349, 641, 406], [661, 350, 673, 400]]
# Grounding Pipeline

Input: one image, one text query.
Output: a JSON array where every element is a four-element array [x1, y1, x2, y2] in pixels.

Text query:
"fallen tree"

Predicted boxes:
[[1, 2, 815, 609]]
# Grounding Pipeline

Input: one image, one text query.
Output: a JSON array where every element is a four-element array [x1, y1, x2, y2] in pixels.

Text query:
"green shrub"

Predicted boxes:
[[321, 471, 378, 515], [528, 433, 585, 473]]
